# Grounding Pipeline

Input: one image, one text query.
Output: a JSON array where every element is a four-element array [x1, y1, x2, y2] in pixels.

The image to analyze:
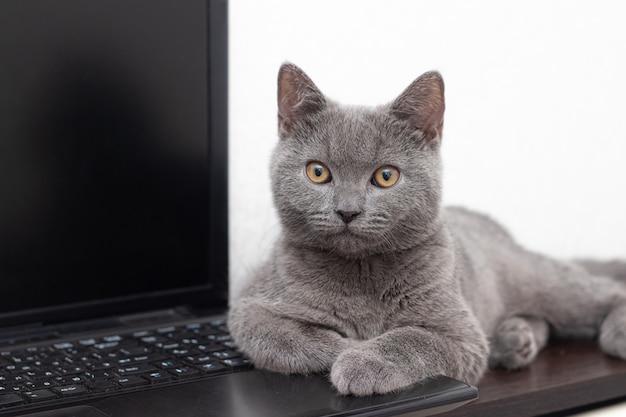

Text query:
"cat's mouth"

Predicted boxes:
[[336, 222, 372, 240], [324, 226, 389, 258], [335, 215, 387, 237], [337, 220, 358, 232]]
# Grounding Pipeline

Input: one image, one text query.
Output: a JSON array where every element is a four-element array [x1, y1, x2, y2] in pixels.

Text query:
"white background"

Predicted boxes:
[[228, 0, 626, 298]]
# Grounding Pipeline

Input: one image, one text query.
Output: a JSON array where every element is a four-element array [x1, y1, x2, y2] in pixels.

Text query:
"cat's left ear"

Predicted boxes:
[[391, 71, 445, 144], [277, 63, 327, 139]]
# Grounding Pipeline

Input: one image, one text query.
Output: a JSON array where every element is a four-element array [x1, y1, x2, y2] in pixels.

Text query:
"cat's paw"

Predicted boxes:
[[599, 304, 626, 360], [330, 348, 419, 396], [489, 316, 548, 370]]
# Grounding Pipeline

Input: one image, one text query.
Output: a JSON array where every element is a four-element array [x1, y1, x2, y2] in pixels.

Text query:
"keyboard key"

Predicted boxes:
[[55, 375, 86, 385], [78, 338, 97, 346], [156, 326, 177, 334], [85, 369, 114, 379], [168, 366, 200, 379], [57, 366, 85, 375], [142, 371, 174, 384], [3, 364, 17, 373], [3, 382, 25, 393], [85, 379, 118, 393], [103, 335, 122, 343], [153, 359, 181, 369], [12, 355, 37, 364], [212, 350, 240, 360], [221, 358, 252, 368], [23, 380, 56, 390], [22, 389, 57, 403], [171, 349, 191, 357], [120, 346, 151, 356], [87, 361, 114, 371], [184, 355, 214, 365], [206, 334, 232, 342], [141, 336, 167, 344], [53, 342, 74, 350], [130, 353, 165, 363], [25, 370, 58, 380], [157, 342, 180, 351], [210, 319, 226, 327], [199, 362, 227, 373], [180, 337, 201, 345], [93, 342, 119, 351], [4, 374, 26, 383], [117, 364, 157, 376], [0, 393, 23, 407], [223, 341, 238, 349], [195, 344, 224, 353], [53, 384, 88, 398], [115, 376, 148, 388]]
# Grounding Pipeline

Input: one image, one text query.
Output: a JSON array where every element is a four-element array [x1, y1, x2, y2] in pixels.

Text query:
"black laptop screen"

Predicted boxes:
[[0, 0, 228, 325]]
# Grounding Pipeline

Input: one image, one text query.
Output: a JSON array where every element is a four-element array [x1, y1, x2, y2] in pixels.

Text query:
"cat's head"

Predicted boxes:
[[271, 63, 445, 258]]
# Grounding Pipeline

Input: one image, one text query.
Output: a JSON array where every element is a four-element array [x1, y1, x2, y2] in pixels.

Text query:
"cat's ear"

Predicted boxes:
[[391, 71, 445, 143], [277, 63, 326, 138]]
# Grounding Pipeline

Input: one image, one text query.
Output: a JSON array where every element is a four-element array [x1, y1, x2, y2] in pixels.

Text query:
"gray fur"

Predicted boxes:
[[228, 63, 626, 396]]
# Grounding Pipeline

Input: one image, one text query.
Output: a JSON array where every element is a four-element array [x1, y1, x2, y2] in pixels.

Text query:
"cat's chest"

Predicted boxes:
[[278, 254, 417, 340], [324, 291, 390, 340]]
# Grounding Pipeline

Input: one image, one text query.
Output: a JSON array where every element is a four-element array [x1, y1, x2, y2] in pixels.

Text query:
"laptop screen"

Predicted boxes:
[[0, 0, 228, 327]]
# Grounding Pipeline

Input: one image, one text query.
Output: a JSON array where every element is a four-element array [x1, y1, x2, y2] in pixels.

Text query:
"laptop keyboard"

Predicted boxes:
[[0, 320, 251, 414]]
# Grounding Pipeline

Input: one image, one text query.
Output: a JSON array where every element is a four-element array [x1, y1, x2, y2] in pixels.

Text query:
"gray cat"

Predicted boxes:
[[228, 63, 626, 396]]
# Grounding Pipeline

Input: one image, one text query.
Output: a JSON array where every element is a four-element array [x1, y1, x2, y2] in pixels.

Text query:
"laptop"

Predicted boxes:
[[0, 0, 478, 416]]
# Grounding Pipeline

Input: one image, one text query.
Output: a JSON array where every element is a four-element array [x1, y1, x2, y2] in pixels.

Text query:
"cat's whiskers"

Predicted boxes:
[[257, 223, 283, 258]]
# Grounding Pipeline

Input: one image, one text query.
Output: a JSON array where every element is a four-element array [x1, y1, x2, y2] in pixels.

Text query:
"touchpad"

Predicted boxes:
[[18, 405, 111, 417]]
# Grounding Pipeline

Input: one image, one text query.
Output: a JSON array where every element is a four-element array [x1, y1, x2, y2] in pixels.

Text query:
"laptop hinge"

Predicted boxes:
[[0, 307, 195, 347]]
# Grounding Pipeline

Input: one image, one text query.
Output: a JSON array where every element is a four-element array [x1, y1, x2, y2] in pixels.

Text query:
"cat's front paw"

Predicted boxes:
[[330, 348, 420, 396]]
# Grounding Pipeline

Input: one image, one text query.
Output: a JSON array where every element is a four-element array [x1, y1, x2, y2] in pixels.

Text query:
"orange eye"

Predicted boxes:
[[372, 166, 400, 188], [305, 161, 332, 184]]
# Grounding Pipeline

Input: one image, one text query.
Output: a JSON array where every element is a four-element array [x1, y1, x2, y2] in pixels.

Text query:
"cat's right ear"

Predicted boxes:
[[277, 63, 326, 138]]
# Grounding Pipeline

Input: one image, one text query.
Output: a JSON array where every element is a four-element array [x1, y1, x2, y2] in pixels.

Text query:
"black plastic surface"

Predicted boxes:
[[78, 372, 478, 417]]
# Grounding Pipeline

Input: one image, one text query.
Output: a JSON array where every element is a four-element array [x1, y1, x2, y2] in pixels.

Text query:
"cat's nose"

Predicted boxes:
[[336, 210, 361, 224]]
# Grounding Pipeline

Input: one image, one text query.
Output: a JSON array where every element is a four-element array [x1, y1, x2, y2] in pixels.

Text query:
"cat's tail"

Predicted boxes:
[[575, 259, 626, 282]]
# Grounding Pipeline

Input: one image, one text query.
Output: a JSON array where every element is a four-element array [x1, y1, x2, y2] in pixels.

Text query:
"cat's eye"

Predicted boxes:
[[372, 166, 400, 188], [305, 161, 332, 184]]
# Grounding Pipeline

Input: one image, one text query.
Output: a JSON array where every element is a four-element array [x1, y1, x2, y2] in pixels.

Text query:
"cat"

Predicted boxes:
[[228, 63, 626, 396]]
